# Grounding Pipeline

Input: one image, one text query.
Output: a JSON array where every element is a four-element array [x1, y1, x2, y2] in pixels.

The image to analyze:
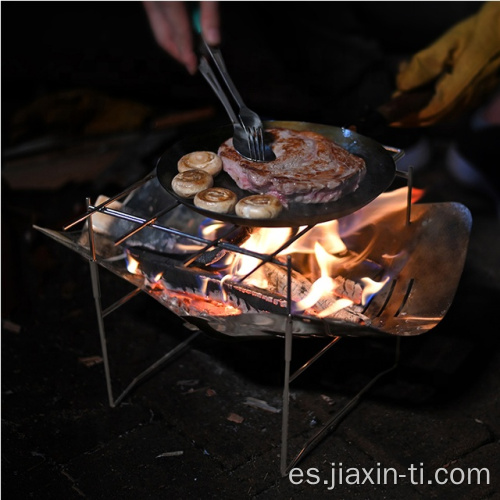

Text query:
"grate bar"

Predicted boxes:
[[395, 278, 415, 317], [113, 202, 180, 246], [375, 279, 398, 317], [182, 224, 238, 267], [63, 173, 156, 230], [88, 205, 306, 271], [237, 225, 315, 283]]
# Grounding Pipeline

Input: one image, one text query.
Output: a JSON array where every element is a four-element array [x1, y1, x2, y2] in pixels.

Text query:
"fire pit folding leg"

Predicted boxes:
[[86, 199, 200, 408], [280, 313, 293, 476], [279, 284, 402, 477], [286, 337, 400, 475], [395, 165, 414, 226]]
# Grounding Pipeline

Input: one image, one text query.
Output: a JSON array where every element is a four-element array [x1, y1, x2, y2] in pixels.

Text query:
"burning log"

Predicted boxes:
[[126, 244, 370, 325], [261, 262, 369, 324]]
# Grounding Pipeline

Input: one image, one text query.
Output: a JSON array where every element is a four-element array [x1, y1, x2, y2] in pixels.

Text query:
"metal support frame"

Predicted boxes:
[[85, 203, 401, 470], [279, 305, 401, 476], [70, 165, 413, 469], [277, 170, 412, 474], [86, 198, 200, 408]]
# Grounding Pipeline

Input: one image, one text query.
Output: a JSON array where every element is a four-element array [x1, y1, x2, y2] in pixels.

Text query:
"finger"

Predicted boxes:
[[396, 45, 453, 92], [168, 3, 197, 73], [392, 59, 500, 127], [143, 2, 182, 58], [201, 1, 220, 46], [418, 53, 500, 124], [396, 16, 474, 92], [143, 1, 196, 73]]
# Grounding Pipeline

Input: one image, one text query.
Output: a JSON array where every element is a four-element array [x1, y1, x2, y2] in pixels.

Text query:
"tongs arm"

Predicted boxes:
[[193, 8, 274, 162], [200, 39, 246, 111], [198, 42, 272, 162], [198, 57, 240, 128]]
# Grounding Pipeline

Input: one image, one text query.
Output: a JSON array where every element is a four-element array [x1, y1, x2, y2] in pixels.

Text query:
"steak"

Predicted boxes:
[[217, 128, 366, 205]]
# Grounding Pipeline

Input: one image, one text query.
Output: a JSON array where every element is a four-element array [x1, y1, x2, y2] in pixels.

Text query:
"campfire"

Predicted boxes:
[[35, 148, 472, 474], [36, 121, 470, 343], [36, 172, 471, 340]]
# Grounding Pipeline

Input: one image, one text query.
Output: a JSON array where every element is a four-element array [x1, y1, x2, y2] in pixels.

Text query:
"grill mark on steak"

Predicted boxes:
[[217, 128, 366, 205]]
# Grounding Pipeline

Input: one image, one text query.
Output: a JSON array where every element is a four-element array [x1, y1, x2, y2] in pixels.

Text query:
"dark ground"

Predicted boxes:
[[2, 2, 500, 499]]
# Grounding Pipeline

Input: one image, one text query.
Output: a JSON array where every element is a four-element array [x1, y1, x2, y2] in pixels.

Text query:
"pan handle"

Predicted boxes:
[[347, 109, 405, 164], [382, 145, 405, 164]]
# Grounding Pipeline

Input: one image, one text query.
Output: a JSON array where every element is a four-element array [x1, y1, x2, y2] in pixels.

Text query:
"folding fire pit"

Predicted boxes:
[[35, 122, 472, 475]]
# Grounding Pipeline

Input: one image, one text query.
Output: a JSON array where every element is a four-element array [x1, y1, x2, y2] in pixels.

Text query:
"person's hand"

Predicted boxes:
[[391, 2, 500, 127], [143, 1, 220, 75]]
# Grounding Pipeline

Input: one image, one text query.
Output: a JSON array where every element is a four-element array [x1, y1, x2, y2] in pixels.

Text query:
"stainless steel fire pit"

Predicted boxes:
[[39, 172, 471, 340], [35, 145, 472, 475]]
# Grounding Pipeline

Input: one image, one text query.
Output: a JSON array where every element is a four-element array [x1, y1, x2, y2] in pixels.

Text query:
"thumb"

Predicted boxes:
[[201, 1, 220, 46], [396, 44, 453, 92]]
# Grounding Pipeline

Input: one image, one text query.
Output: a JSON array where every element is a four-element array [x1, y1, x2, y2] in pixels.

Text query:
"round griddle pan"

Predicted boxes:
[[156, 120, 397, 227]]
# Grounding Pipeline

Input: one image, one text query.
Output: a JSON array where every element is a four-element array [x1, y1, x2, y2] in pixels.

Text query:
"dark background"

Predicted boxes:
[[2, 2, 483, 133]]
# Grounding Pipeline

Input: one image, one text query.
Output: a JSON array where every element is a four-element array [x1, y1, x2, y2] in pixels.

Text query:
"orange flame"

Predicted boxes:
[[225, 187, 421, 314], [361, 276, 390, 305], [126, 254, 140, 274], [128, 186, 422, 318]]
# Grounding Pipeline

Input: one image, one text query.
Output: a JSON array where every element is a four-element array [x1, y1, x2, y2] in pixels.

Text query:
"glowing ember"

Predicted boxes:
[[317, 298, 354, 318]]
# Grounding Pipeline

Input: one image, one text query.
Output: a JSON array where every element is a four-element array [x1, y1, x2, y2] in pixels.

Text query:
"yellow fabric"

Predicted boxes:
[[391, 2, 500, 127]]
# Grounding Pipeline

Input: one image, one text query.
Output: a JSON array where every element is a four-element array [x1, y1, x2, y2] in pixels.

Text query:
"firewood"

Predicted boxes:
[[260, 263, 368, 323]]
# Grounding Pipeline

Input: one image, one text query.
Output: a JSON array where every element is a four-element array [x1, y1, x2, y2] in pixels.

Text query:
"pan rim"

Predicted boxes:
[[156, 120, 397, 227]]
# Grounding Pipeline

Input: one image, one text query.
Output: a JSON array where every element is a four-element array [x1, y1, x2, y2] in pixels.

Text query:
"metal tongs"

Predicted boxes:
[[198, 38, 275, 162]]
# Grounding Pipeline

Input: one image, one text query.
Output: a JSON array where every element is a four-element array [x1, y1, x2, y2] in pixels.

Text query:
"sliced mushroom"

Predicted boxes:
[[171, 170, 213, 199], [177, 151, 222, 176], [194, 187, 238, 214], [235, 194, 283, 219]]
